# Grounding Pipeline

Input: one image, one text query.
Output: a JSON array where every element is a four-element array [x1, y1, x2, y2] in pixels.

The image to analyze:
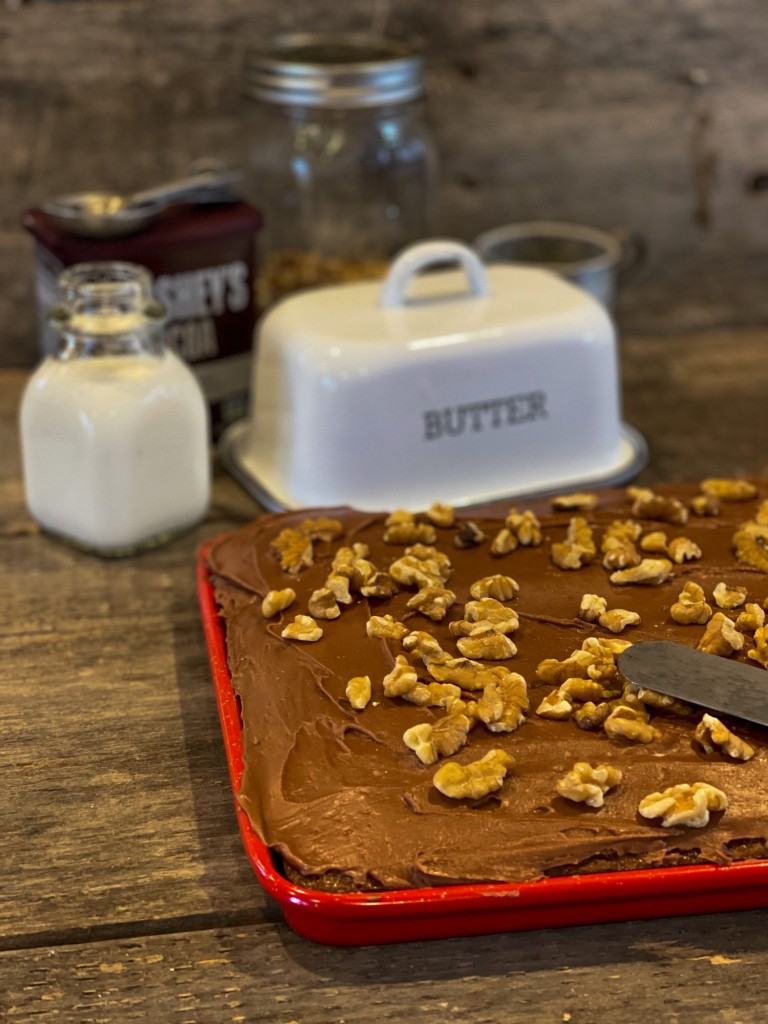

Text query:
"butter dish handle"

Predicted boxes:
[[379, 239, 491, 308]]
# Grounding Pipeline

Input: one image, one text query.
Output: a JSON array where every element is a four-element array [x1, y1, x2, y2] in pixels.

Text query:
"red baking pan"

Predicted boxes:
[[197, 545, 768, 946]]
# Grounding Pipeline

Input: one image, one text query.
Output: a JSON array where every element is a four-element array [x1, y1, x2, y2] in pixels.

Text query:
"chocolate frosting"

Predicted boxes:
[[206, 484, 768, 889]]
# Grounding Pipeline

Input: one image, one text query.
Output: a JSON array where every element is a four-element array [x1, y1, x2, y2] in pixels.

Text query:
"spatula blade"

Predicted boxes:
[[617, 640, 768, 728]]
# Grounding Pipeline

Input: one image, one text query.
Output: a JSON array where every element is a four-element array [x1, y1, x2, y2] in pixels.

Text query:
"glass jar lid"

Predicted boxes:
[[245, 32, 425, 108]]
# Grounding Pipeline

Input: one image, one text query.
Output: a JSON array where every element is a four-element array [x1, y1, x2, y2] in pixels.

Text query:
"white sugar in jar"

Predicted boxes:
[[20, 262, 210, 556]]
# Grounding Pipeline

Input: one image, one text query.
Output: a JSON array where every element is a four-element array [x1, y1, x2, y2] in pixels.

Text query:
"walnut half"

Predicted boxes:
[[638, 782, 728, 828], [694, 713, 755, 761], [433, 749, 515, 800], [556, 761, 623, 808]]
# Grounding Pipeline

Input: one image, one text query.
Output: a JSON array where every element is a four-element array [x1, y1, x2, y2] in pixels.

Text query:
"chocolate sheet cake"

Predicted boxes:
[[205, 480, 768, 891]]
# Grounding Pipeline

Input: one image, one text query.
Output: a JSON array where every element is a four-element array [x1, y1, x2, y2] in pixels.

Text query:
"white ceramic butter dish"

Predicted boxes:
[[222, 240, 646, 511]]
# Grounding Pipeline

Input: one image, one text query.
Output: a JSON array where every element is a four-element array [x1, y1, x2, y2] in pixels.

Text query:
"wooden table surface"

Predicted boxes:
[[3, 329, 768, 1023]]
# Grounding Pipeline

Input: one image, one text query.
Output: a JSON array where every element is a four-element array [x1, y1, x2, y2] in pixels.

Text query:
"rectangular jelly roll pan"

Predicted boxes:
[[197, 545, 768, 946]]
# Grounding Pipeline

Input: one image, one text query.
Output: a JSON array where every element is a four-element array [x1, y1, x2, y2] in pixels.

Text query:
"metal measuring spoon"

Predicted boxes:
[[41, 169, 242, 238]]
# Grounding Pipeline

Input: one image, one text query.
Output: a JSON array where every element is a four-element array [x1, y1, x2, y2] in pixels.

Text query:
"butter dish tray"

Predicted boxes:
[[223, 238, 648, 512], [220, 416, 648, 513]]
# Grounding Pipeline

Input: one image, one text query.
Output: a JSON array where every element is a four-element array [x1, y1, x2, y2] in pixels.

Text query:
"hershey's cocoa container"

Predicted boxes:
[[23, 199, 263, 440]]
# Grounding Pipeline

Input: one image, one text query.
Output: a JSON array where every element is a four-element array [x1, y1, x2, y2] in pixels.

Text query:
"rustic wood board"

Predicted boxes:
[[3, 912, 768, 1023], [4, 1, 768, 368]]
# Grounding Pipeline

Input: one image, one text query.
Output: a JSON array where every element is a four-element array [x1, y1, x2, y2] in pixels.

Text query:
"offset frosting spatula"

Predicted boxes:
[[618, 640, 768, 728]]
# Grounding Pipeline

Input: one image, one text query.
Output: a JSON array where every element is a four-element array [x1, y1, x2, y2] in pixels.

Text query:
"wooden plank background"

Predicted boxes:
[[3, 0, 768, 365]]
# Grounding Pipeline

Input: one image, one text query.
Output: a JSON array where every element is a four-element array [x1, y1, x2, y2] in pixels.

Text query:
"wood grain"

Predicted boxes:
[[4, 1, 768, 368], [3, 912, 768, 1023]]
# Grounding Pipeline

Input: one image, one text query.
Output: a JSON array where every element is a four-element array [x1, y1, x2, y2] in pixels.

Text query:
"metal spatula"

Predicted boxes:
[[617, 640, 768, 728]]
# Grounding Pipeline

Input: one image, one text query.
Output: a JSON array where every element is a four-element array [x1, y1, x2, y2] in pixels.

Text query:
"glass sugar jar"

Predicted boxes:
[[243, 32, 439, 305], [20, 262, 211, 556]]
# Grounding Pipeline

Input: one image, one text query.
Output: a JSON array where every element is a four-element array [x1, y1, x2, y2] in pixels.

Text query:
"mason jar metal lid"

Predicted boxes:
[[245, 32, 425, 108]]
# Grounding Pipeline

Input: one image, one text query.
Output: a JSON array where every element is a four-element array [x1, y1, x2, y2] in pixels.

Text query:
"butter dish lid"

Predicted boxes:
[[224, 239, 647, 511], [258, 239, 608, 350]]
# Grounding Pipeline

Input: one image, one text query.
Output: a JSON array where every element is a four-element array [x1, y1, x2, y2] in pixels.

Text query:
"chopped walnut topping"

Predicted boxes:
[[366, 614, 409, 641], [505, 509, 543, 546], [406, 586, 456, 621], [402, 630, 446, 662], [456, 625, 518, 660], [604, 706, 660, 744], [694, 713, 755, 761], [733, 520, 768, 572], [579, 594, 607, 623], [389, 555, 442, 590], [325, 573, 353, 606], [383, 509, 436, 545], [582, 636, 630, 686], [447, 697, 480, 723], [261, 588, 297, 618], [556, 761, 622, 808], [465, 597, 517, 626], [713, 582, 748, 610], [697, 612, 745, 656], [402, 722, 435, 765], [426, 656, 508, 691], [638, 782, 728, 828], [346, 675, 372, 710], [630, 491, 688, 525], [551, 492, 598, 511], [332, 547, 378, 591], [403, 681, 462, 708], [403, 714, 471, 765], [601, 520, 642, 571], [551, 517, 596, 570], [476, 672, 528, 733], [451, 599, 519, 636], [281, 614, 323, 642], [668, 537, 702, 564], [701, 478, 757, 502], [308, 587, 341, 620], [433, 748, 515, 800], [272, 518, 344, 573], [573, 701, 614, 730], [454, 520, 486, 549], [490, 528, 518, 556], [536, 690, 574, 719], [558, 677, 610, 703], [626, 486, 654, 503], [599, 608, 641, 633], [691, 493, 720, 517], [360, 571, 400, 599], [640, 530, 669, 554], [609, 558, 674, 586], [271, 528, 314, 574], [537, 649, 595, 685], [469, 574, 520, 601], [405, 544, 453, 582], [736, 603, 765, 633], [382, 655, 419, 697], [670, 582, 713, 625], [425, 502, 455, 528], [631, 687, 694, 716], [747, 624, 768, 668], [332, 543, 369, 569], [298, 517, 343, 542]]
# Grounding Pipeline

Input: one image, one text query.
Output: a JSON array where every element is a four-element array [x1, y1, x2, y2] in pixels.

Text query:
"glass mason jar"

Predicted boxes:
[[19, 262, 210, 556], [243, 33, 439, 305]]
